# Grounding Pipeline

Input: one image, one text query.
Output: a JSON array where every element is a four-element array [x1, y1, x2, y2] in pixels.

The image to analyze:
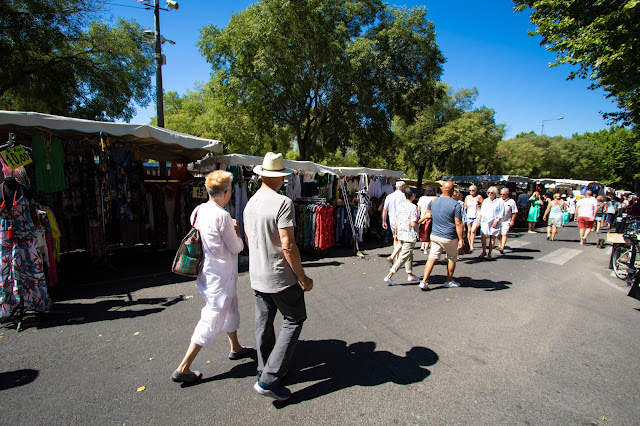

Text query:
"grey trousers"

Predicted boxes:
[[254, 284, 307, 386]]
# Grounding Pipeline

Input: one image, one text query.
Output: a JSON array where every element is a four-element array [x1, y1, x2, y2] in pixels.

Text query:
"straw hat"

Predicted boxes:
[[253, 152, 294, 177]]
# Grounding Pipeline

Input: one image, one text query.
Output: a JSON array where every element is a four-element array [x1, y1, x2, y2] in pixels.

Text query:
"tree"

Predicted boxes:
[[395, 84, 502, 188], [494, 132, 605, 180], [580, 127, 640, 190], [161, 78, 293, 156], [0, 0, 154, 121], [514, 0, 640, 127], [198, 0, 444, 161]]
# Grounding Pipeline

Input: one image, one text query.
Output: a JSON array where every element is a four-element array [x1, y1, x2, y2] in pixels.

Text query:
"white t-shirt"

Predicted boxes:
[[417, 195, 436, 219], [576, 197, 598, 218], [465, 195, 481, 218], [384, 190, 406, 227], [500, 198, 518, 223]]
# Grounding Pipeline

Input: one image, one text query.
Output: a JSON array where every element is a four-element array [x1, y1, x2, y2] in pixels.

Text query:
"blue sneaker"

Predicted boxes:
[[254, 380, 291, 401]]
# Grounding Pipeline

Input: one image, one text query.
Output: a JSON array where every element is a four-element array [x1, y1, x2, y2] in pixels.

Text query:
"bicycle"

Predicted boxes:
[[611, 216, 640, 281]]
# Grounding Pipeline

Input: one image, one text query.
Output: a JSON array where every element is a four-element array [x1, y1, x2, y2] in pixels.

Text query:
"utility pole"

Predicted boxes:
[[154, 0, 164, 129]]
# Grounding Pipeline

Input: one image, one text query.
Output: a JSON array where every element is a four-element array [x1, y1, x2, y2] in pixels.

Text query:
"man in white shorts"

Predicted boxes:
[[382, 180, 406, 264], [497, 188, 518, 254]]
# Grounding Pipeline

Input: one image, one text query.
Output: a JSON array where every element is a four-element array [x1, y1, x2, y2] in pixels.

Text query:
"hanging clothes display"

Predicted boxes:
[[31, 134, 66, 193], [0, 181, 51, 318], [354, 189, 370, 230], [293, 202, 335, 251]]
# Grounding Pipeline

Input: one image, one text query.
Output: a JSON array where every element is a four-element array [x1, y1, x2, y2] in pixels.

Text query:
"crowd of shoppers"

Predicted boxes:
[[173, 158, 637, 402], [381, 181, 637, 289]]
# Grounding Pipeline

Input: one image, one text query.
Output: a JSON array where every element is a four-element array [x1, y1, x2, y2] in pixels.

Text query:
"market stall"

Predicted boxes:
[[0, 111, 223, 308], [442, 175, 532, 195], [196, 153, 403, 254]]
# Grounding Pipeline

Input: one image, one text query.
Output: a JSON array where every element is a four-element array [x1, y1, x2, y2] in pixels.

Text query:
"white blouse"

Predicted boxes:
[[191, 201, 244, 308], [479, 197, 505, 224]]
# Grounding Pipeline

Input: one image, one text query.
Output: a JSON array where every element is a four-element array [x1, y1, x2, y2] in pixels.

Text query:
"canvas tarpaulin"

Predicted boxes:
[[0, 110, 223, 162], [196, 153, 404, 178]]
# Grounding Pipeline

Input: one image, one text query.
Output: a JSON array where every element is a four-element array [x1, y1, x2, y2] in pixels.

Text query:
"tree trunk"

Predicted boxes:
[[298, 137, 312, 161], [416, 166, 426, 195]]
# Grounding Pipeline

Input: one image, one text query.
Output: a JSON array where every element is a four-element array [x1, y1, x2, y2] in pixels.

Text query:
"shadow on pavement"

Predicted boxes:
[[273, 339, 438, 408], [459, 277, 512, 291], [52, 273, 194, 303], [302, 261, 343, 268], [183, 358, 259, 388], [3, 297, 184, 332], [0, 369, 39, 391], [422, 276, 512, 291]]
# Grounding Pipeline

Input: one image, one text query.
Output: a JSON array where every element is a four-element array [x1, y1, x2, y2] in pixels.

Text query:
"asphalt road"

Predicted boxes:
[[1, 223, 639, 425]]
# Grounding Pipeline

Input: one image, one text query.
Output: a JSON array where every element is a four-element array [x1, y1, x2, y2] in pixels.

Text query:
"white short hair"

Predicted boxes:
[[396, 180, 406, 190]]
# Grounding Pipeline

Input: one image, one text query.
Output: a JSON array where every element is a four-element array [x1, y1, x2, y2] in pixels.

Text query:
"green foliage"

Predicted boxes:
[[197, 0, 444, 161], [161, 78, 292, 156], [579, 127, 640, 188], [495, 128, 640, 190], [394, 84, 503, 187], [0, 0, 154, 121], [514, 0, 640, 127]]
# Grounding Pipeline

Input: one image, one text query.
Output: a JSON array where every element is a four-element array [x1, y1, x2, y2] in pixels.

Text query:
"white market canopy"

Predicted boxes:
[[442, 175, 532, 184], [0, 110, 223, 162], [550, 178, 603, 188], [196, 153, 404, 178]]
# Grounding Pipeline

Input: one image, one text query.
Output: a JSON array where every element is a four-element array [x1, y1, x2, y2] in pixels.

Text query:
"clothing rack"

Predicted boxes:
[[339, 178, 363, 257], [1, 133, 16, 151], [295, 197, 327, 205]]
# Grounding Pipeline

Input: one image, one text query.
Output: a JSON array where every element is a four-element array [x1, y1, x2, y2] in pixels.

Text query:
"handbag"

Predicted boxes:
[[418, 219, 432, 242], [418, 198, 436, 243], [563, 210, 570, 224], [172, 207, 203, 277], [458, 235, 470, 255]]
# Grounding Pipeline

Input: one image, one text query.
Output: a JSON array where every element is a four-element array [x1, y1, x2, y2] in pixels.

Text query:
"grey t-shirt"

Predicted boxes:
[[243, 187, 297, 293]]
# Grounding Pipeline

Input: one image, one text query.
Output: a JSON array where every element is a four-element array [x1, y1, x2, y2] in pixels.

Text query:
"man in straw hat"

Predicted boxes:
[[243, 152, 314, 401]]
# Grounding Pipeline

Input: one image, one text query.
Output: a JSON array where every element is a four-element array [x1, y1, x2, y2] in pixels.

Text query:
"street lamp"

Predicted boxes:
[[540, 116, 564, 135]]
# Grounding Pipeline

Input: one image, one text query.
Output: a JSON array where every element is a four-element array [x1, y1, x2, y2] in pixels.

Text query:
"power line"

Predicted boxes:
[[103, 2, 150, 10]]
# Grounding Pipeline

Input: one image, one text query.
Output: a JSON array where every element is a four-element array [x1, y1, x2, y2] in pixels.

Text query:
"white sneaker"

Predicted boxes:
[[407, 275, 422, 282], [418, 281, 429, 291], [444, 280, 460, 288], [384, 277, 397, 286]]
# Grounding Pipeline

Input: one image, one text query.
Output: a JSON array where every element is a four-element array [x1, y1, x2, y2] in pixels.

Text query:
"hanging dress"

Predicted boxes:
[[0, 186, 51, 317]]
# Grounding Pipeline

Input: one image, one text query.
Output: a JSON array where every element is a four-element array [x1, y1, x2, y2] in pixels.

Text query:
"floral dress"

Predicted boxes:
[[0, 187, 51, 318]]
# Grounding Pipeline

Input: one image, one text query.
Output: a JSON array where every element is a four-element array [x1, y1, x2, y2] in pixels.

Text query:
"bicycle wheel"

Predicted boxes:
[[612, 245, 632, 280]]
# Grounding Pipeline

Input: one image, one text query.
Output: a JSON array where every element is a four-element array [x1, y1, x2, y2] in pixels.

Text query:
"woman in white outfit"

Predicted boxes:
[[464, 185, 483, 252], [172, 170, 254, 384], [417, 185, 437, 254], [478, 186, 505, 259]]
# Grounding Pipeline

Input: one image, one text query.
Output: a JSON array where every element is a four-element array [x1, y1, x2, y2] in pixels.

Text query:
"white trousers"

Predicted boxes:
[[190, 288, 240, 348]]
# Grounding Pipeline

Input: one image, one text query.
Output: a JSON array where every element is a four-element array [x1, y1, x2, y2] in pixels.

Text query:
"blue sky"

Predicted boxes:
[[109, 0, 617, 139]]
